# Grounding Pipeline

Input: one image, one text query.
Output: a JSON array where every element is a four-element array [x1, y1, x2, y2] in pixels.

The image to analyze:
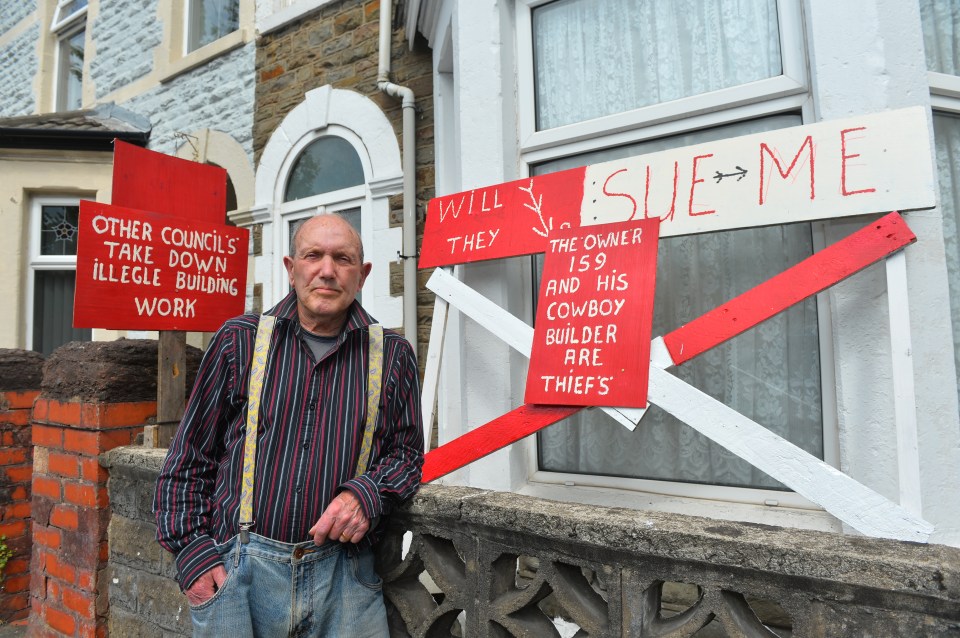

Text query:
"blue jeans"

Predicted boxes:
[[189, 533, 389, 637]]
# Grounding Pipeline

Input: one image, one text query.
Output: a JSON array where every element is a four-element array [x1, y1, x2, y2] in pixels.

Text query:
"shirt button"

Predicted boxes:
[[296, 486, 302, 493]]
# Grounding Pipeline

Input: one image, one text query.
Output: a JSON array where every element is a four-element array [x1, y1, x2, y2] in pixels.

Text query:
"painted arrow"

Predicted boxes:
[[421, 212, 931, 542]]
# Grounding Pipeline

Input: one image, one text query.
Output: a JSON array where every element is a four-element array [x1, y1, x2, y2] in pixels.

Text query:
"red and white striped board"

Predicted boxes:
[[421, 212, 931, 542], [419, 107, 934, 268]]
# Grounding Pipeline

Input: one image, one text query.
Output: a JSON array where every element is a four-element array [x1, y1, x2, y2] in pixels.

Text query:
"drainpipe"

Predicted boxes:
[[378, 0, 418, 356]]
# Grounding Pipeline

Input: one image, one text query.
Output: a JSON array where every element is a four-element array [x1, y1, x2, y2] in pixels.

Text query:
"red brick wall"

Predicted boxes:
[[0, 390, 37, 623], [29, 399, 155, 638]]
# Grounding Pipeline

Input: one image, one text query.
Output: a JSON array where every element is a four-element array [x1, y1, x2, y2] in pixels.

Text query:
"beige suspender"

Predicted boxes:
[[238, 316, 384, 544]]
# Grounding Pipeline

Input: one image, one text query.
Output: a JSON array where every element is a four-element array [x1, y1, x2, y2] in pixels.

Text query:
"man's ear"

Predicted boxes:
[[283, 255, 295, 285], [358, 262, 373, 288]]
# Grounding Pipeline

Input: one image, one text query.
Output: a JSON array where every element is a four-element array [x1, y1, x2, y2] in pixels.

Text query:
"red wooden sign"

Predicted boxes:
[[525, 218, 660, 407], [419, 169, 586, 268], [422, 212, 916, 483], [419, 107, 934, 269], [74, 201, 248, 331], [112, 140, 226, 225]]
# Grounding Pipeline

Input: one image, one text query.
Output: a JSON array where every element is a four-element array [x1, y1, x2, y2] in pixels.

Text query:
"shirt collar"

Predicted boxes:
[[265, 289, 378, 338]]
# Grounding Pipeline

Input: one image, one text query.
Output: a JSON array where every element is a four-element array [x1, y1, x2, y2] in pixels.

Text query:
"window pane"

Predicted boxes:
[[33, 270, 90, 356], [187, 0, 240, 52], [933, 113, 960, 404], [58, 29, 84, 111], [284, 137, 365, 202], [535, 114, 823, 490], [40, 205, 80, 256], [532, 0, 782, 130], [919, 0, 960, 75]]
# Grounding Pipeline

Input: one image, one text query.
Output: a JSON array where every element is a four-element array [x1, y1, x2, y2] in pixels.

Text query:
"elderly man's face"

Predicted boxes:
[[283, 215, 371, 335]]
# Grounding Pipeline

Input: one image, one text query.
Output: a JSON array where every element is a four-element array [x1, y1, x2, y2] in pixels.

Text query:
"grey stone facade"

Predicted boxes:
[[0, 25, 39, 117], [89, 0, 162, 99], [0, 0, 37, 34], [102, 447, 191, 637], [121, 43, 256, 159]]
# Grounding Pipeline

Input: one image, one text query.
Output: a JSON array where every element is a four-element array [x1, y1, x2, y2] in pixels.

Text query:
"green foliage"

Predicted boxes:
[[0, 535, 12, 585]]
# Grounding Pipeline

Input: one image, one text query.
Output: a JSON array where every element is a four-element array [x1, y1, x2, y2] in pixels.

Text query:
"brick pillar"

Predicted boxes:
[[0, 349, 45, 624], [29, 341, 162, 638]]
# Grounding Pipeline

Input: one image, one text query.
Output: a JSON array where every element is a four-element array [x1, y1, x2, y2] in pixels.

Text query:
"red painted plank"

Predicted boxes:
[[663, 211, 915, 366], [112, 140, 226, 225], [421, 404, 581, 483]]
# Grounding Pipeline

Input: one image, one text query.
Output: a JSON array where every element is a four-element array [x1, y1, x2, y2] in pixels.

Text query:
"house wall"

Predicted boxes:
[[0, 23, 39, 117], [0, 151, 113, 349], [424, 0, 960, 547]]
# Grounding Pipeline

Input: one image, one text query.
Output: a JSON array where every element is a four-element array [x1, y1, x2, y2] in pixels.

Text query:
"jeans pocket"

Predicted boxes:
[[349, 549, 383, 591], [188, 567, 236, 612]]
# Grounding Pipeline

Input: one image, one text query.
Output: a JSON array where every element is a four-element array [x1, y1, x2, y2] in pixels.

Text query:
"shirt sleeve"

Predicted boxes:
[[153, 323, 244, 591], [341, 334, 424, 523]]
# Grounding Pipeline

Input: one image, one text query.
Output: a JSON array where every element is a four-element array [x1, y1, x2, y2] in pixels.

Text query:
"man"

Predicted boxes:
[[155, 214, 423, 636]]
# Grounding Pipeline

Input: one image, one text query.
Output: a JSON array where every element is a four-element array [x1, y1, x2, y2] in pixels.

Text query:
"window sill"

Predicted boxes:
[[159, 28, 249, 84]]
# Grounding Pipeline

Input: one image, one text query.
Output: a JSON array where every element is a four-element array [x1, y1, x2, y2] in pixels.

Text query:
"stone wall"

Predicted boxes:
[[101, 446, 189, 637], [89, 0, 163, 98], [0, 0, 37, 33], [254, 0, 436, 362], [119, 43, 257, 158], [102, 446, 960, 637], [0, 24, 39, 117]]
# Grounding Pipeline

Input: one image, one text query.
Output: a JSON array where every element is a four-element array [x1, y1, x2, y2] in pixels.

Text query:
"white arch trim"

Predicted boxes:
[[254, 85, 403, 207], [175, 128, 256, 218]]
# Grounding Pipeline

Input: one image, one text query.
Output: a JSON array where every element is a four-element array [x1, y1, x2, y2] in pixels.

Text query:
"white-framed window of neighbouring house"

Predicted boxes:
[[920, 0, 960, 409], [50, 0, 87, 111], [514, 0, 837, 507], [186, 0, 240, 53], [27, 196, 91, 355]]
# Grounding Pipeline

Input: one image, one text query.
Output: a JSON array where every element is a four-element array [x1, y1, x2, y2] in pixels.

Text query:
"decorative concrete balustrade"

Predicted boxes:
[[103, 446, 959, 637]]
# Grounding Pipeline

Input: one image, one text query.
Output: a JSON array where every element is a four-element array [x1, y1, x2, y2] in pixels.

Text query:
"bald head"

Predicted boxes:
[[290, 214, 364, 262]]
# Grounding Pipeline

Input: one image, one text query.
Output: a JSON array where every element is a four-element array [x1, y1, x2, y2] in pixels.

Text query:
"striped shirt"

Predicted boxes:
[[153, 291, 423, 590]]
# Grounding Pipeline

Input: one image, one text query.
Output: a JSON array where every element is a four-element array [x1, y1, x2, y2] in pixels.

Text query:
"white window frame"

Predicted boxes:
[[184, 0, 240, 55], [26, 196, 82, 351], [511, 0, 838, 510], [50, 0, 87, 111], [159, 0, 252, 82]]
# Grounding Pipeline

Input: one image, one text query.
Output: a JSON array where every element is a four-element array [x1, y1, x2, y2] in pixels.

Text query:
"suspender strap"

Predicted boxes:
[[355, 323, 384, 478], [237, 317, 384, 543], [239, 314, 276, 543]]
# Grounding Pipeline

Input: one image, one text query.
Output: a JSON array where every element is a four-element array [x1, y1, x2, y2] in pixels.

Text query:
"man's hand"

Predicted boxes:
[[185, 565, 228, 606], [309, 491, 370, 545]]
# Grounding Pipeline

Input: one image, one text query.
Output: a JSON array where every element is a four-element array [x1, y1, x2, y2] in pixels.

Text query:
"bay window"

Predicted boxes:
[[517, 0, 825, 498]]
